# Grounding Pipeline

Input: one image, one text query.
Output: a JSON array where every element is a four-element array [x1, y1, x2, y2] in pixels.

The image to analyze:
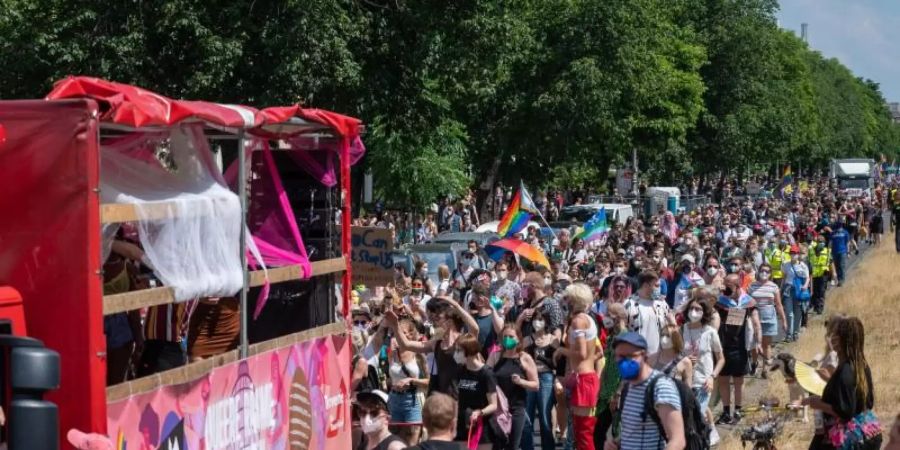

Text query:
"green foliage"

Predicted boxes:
[[1, 0, 899, 206]]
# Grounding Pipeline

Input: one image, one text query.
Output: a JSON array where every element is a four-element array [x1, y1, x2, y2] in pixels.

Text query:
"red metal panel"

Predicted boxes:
[[0, 100, 105, 439]]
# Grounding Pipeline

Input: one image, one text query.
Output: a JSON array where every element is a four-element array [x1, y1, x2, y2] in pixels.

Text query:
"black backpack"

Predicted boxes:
[[619, 372, 710, 450]]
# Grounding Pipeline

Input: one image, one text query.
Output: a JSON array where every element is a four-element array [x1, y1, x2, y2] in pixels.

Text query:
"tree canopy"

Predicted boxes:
[[1, 0, 897, 207]]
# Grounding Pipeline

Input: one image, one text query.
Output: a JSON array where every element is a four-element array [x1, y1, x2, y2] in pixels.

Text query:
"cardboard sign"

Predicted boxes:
[[725, 307, 747, 326], [350, 226, 395, 286]]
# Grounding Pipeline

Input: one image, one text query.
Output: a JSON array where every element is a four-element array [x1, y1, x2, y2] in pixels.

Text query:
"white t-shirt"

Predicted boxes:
[[625, 296, 669, 365], [681, 324, 722, 389]]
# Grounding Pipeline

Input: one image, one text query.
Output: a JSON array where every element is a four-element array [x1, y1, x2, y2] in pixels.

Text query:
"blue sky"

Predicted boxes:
[[777, 0, 899, 102]]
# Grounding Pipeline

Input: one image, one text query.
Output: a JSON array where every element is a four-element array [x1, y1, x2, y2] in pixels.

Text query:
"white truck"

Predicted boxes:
[[830, 158, 875, 197]]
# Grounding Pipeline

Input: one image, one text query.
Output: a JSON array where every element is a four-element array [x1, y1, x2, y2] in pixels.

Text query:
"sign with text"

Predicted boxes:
[[107, 334, 351, 450], [350, 226, 394, 286]]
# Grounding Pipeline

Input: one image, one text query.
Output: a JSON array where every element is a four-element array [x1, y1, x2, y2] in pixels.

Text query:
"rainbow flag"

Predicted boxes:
[[497, 182, 539, 237], [575, 207, 608, 243], [779, 165, 793, 198]]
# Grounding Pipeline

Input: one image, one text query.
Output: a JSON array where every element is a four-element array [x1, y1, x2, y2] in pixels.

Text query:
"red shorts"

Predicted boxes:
[[569, 372, 599, 408]]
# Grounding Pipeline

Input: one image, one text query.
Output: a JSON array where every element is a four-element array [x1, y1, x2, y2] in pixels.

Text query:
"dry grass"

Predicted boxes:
[[717, 238, 900, 449]]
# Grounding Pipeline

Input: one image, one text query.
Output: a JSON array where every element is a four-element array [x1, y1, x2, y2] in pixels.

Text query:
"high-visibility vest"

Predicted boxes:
[[809, 248, 831, 278], [766, 248, 785, 279]]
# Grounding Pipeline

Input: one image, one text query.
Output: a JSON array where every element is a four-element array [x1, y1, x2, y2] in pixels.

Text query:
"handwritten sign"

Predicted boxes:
[[351, 226, 394, 286]]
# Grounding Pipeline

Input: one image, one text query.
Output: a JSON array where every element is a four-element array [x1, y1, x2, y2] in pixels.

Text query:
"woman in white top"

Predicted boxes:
[[436, 264, 452, 297], [655, 315, 694, 385], [682, 297, 725, 444], [387, 319, 430, 444]]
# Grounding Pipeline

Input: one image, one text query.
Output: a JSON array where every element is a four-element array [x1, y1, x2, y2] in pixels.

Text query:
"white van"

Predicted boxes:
[[559, 203, 634, 225]]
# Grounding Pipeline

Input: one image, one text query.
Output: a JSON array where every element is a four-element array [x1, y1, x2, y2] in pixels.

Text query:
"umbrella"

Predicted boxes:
[[485, 238, 551, 269]]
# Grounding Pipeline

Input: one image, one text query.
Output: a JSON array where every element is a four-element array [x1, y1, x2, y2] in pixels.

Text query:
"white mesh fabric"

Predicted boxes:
[[100, 126, 243, 301]]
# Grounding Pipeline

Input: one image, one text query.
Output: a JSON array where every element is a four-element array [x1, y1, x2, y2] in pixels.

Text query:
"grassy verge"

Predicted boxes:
[[718, 237, 900, 449]]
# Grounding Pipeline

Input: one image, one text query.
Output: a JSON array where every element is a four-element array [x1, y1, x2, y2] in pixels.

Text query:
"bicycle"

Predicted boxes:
[[738, 399, 796, 450]]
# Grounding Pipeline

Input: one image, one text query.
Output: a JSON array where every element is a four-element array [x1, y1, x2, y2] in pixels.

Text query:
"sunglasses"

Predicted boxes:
[[353, 320, 369, 327]]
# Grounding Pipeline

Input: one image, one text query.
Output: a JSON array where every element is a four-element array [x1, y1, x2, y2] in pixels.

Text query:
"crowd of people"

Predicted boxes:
[[349, 177, 896, 450]]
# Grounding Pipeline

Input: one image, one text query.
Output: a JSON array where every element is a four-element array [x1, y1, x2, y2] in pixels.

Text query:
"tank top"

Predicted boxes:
[[568, 313, 598, 343], [526, 336, 556, 374], [432, 338, 460, 398], [389, 355, 421, 383], [493, 356, 527, 409]]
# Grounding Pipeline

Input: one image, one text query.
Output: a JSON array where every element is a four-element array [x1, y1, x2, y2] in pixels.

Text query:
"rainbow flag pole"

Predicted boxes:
[[497, 181, 541, 238]]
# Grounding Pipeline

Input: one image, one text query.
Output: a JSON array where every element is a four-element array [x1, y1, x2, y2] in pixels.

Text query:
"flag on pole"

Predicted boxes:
[[497, 182, 539, 238], [779, 165, 793, 198], [574, 207, 609, 243]]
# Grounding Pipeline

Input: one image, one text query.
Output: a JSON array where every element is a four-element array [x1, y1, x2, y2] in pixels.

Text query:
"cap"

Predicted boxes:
[[790, 245, 800, 254], [680, 254, 696, 265], [612, 332, 648, 350], [357, 390, 389, 406]]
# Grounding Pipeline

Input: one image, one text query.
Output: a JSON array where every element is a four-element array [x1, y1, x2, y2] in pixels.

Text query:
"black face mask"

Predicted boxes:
[[723, 286, 734, 297]]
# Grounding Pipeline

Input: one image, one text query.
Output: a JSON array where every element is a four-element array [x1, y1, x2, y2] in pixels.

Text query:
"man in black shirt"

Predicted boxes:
[[408, 393, 464, 450]]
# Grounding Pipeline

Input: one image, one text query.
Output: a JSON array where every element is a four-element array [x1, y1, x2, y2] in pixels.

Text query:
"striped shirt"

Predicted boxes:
[[747, 281, 779, 307], [620, 371, 682, 450]]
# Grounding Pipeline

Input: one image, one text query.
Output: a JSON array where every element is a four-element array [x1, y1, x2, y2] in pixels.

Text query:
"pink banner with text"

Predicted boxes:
[[107, 334, 351, 450]]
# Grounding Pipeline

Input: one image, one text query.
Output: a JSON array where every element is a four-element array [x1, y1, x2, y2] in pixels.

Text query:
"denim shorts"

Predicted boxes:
[[758, 304, 778, 337], [388, 390, 422, 423]]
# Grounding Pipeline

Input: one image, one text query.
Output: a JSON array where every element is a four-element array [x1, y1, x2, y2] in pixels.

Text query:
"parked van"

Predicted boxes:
[[558, 203, 634, 225]]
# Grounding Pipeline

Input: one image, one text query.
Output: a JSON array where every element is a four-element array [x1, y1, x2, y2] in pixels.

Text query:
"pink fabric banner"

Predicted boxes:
[[107, 334, 351, 450]]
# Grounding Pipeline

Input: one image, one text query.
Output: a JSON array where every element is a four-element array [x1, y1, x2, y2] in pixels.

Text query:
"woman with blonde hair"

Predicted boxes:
[[554, 283, 599, 450], [436, 264, 452, 296]]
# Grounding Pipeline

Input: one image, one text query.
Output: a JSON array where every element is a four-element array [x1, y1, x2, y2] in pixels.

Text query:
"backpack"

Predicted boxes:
[[619, 372, 710, 450]]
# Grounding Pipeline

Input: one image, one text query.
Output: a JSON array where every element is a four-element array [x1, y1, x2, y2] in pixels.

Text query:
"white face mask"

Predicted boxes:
[[544, 277, 553, 287], [707, 267, 718, 277], [688, 310, 703, 323], [360, 415, 384, 434], [602, 317, 615, 329], [614, 267, 625, 276], [497, 270, 508, 281], [660, 335, 673, 350], [454, 350, 466, 365], [532, 320, 545, 332], [758, 272, 770, 281]]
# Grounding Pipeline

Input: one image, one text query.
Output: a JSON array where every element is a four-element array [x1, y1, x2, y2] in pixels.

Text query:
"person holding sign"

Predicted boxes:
[[713, 274, 762, 426]]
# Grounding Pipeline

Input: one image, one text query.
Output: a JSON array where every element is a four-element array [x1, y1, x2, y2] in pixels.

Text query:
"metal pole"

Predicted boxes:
[[632, 148, 639, 196], [237, 131, 249, 358]]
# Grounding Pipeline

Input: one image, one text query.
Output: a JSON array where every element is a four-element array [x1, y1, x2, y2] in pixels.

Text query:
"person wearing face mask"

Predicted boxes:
[[415, 260, 436, 296], [467, 240, 488, 270], [714, 274, 762, 425], [437, 264, 453, 297], [354, 390, 407, 450], [765, 236, 788, 288], [808, 237, 833, 315], [624, 271, 671, 367], [522, 312, 559, 450], [454, 335, 499, 450], [747, 263, 786, 376], [491, 261, 522, 308], [405, 277, 433, 315], [605, 332, 685, 450], [782, 245, 810, 341], [390, 298, 480, 399], [681, 298, 724, 445], [593, 303, 627, 449], [487, 325, 539, 450], [668, 254, 705, 311], [703, 256, 725, 290], [386, 320, 430, 444], [518, 272, 565, 340], [600, 259, 631, 299]]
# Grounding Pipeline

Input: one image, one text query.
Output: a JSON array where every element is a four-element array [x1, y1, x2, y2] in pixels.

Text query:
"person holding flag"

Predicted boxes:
[[779, 165, 794, 199], [574, 207, 610, 244]]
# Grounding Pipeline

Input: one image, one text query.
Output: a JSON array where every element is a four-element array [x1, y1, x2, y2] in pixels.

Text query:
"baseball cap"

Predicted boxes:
[[613, 332, 648, 350], [680, 254, 696, 265], [357, 390, 389, 407]]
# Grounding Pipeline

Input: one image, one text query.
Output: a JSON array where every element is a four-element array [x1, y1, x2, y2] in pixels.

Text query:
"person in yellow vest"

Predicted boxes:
[[808, 236, 833, 315], [765, 236, 787, 288]]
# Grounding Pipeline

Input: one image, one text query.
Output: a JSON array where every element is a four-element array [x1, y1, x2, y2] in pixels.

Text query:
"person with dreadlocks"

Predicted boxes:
[[803, 316, 883, 449]]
